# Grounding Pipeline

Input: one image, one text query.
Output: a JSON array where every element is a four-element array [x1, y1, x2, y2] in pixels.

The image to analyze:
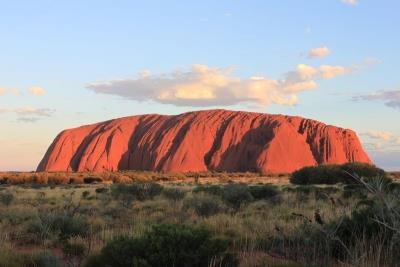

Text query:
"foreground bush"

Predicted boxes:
[[0, 192, 14, 206], [84, 224, 235, 267], [110, 182, 163, 207], [183, 194, 225, 217], [0, 250, 61, 267], [290, 163, 387, 185], [162, 187, 186, 201]]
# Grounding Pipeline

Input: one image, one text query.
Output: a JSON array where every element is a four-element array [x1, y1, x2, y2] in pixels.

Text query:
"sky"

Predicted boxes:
[[0, 0, 399, 171]]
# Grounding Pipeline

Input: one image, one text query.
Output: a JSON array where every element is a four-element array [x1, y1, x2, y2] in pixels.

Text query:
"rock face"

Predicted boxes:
[[37, 109, 372, 173]]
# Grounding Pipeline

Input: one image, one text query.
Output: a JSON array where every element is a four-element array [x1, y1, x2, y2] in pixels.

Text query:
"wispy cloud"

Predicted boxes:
[[362, 131, 395, 141], [0, 87, 20, 96], [16, 117, 42, 123], [361, 131, 400, 152], [355, 90, 400, 110], [307, 46, 330, 59], [0, 106, 55, 122], [28, 86, 46, 96], [87, 62, 366, 107], [341, 0, 359, 6], [13, 107, 54, 117]]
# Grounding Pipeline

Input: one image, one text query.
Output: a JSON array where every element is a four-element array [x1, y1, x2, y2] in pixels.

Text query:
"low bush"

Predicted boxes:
[[162, 187, 186, 201], [83, 177, 103, 184], [0, 250, 61, 267], [248, 184, 281, 203], [33, 251, 62, 267], [290, 163, 388, 185], [84, 224, 235, 267], [63, 240, 87, 257], [95, 187, 108, 194], [111, 182, 163, 202], [222, 184, 254, 208], [193, 184, 223, 195], [183, 194, 225, 217], [28, 213, 90, 241], [193, 184, 256, 208], [0, 192, 14, 206]]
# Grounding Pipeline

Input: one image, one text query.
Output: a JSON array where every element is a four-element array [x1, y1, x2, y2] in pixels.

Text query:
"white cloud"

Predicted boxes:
[[342, 0, 358, 5], [362, 131, 394, 141], [319, 65, 350, 79], [361, 131, 400, 153], [87, 64, 322, 107], [357, 90, 400, 110], [0, 87, 20, 96], [28, 86, 46, 96], [87, 61, 371, 107], [307, 46, 330, 59]]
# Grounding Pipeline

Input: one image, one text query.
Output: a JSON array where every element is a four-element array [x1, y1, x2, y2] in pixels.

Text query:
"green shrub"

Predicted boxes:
[[82, 190, 90, 199], [95, 187, 109, 194], [32, 252, 62, 267], [35, 213, 90, 240], [249, 184, 280, 203], [83, 177, 103, 184], [290, 163, 388, 185], [0, 251, 34, 267], [193, 185, 223, 195], [84, 224, 235, 267], [193, 184, 255, 208], [222, 184, 254, 208], [341, 162, 385, 178], [63, 241, 87, 257], [162, 187, 186, 201], [183, 194, 225, 217], [0, 192, 14, 206], [111, 183, 163, 202]]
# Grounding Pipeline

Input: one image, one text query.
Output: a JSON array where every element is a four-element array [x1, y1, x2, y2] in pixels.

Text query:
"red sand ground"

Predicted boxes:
[[37, 109, 371, 173]]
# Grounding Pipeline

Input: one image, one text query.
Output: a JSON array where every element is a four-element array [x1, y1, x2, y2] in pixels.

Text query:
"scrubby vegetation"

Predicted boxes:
[[0, 168, 399, 266], [290, 162, 387, 185]]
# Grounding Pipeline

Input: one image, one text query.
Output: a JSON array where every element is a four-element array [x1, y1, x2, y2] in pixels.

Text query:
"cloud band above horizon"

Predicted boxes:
[[87, 63, 354, 107]]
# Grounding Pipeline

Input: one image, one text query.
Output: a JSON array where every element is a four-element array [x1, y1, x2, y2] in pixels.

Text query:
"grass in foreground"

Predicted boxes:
[[0, 171, 399, 266]]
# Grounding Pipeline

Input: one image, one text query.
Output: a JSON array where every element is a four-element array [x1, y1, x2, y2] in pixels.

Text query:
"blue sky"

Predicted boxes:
[[0, 0, 399, 171]]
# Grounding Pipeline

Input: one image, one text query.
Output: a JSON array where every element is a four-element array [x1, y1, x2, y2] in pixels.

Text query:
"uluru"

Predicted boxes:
[[37, 109, 371, 174]]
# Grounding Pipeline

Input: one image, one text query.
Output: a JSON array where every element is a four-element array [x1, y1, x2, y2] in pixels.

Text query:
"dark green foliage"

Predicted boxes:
[[248, 184, 281, 203], [28, 213, 90, 240], [95, 187, 109, 194], [193, 184, 223, 195], [183, 194, 224, 217], [83, 177, 103, 184], [290, 163, 388, 185], [222, 184, 254, 208], [194, 184, 260, 208], [111, 183, 163, 203], [63, 241, 87, 257], [0, 251, 61, 267], [342, 184, 367, 199], [341, 162, 385, 179], [162, 187, 186, 201], [0, 192, 14, 206], [84, 224, 234, 267], [82, 190, 90, 199], [33, 252, 62, 267], [328, 202, 396, 260]]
